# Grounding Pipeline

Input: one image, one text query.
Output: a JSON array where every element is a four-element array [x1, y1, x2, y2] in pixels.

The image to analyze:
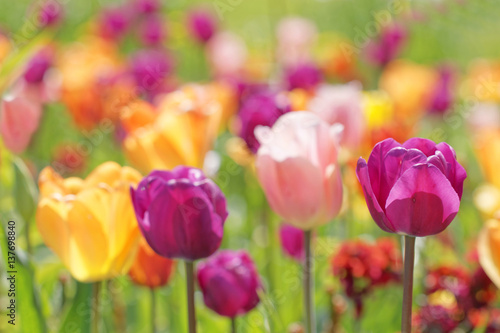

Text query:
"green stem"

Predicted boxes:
[[92, 282, 101, 333], [231, 317, 236, 333], [401, 236, 416, 333], [151, 288, 156, 333], [185, 261, 197, 333], [304, 230, 315, 333]]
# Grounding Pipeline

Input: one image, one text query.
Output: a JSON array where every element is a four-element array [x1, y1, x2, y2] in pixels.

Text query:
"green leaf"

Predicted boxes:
[[12, 158, 38, 223]]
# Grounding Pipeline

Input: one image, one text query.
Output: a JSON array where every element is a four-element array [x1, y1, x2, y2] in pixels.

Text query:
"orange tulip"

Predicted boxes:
[[123, 84, 228, 172], [379, 60, 437, 124], [36, 162, 142, 282], [128, 238, 175, 289], [478, 218, 500, 288], [57, 37, 133, 129]]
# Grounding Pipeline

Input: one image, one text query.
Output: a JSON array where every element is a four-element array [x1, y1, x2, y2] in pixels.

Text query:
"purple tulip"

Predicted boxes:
[[133, 0, 160, 15], [197, 250, 261, 317], [139, 15, 165, 46], [130, 166, 228, 261], [428, 66, 454, 114], [366, 24, 407, 67], [284, 62, 322, 91], [187, 10, 216, 43], [23, 48, 53, 84], [130, 48, 172, 98], [356, 138, 467, 237], [38, 0, 63, 27], [279, 224, 304, 261], [99, 7, 131, 41], [237, 91, 291, 153]]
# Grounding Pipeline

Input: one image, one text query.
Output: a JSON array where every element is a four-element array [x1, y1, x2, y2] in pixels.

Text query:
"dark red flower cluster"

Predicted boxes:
[[331, 238, 401, 317], [413, 264, 497, 333]]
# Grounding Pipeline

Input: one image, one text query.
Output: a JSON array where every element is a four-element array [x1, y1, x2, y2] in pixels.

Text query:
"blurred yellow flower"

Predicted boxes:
[[478, 218, 500, 288], [36, 162, 142, 282], [363, 90, 394, 128], [123, 84, 226, 172], [379, 60, 437, 123], [464, 60, 500, 102], [474, 129, 500, 188]]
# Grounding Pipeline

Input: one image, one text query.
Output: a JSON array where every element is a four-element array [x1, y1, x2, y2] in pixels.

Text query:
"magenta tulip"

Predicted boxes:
[[279, 223, 305, 261], [187, 9, 216, 43], [197, 250, 261, 318], [130, 166, 228, 261], [255, 111, 343, 230], [356, 137, 467, 237]]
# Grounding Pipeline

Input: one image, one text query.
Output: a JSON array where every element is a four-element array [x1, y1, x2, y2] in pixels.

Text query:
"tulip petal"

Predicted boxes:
[[385, 164, 460, 236], [381, 147, 427, 208], [402, 137, 437, 156], [198, 267, 249, 317], [256, 154, 324, 228], [144, 183, 224, 260], [67, 189, 110, 281], [367, 138, 401, 205], [436, 142, 467, 199], [478, 220, 500, 288], [36, 198, 71, 266], [356, 158, 396, 233]]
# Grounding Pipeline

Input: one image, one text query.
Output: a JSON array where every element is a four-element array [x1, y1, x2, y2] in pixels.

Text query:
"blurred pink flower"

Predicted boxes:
[[366, 23, 407, 67], [308, 82, 365, 150], [139, 15, 166, 46], [279, 223, 305, 261], [284, 63, 322, 91], [187, 9, 217, 44], [206, 31, 247, 79], [38, 0, 63, 27], [23, 48, 53, 84], [428, 66, 454, 114], [1, 93, 43, 153], [276, 17, 317, 66], [99, 7, 132, 41], [133, 0, 160, 15]]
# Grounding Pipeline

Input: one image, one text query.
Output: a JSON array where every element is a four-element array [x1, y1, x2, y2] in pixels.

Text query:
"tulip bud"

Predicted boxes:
[[131, 166, 228, 261], [197, 250, 261, 317]]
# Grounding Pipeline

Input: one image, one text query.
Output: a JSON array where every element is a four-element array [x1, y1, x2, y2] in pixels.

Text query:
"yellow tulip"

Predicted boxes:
[[36, 162, 142, 282], [123, 84, 225, 172], [478, 218, 500, 288]]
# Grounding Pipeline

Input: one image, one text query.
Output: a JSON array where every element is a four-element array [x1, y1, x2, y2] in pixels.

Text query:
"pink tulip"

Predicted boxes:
[[276, 17, 317, 66], [206, 31, 247, 79], [255, 112, 343, 229], [1, 93, 42, 153], [308, 82, 365, 150]]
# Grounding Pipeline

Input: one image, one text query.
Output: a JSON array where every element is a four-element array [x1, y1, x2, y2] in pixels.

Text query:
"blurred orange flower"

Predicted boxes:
[[379, 60, 437, 124], [36, 162, 142, 282], [123, 83, 231, 172], [57, 37, 134, 129], [128, 238, 176, 289]]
